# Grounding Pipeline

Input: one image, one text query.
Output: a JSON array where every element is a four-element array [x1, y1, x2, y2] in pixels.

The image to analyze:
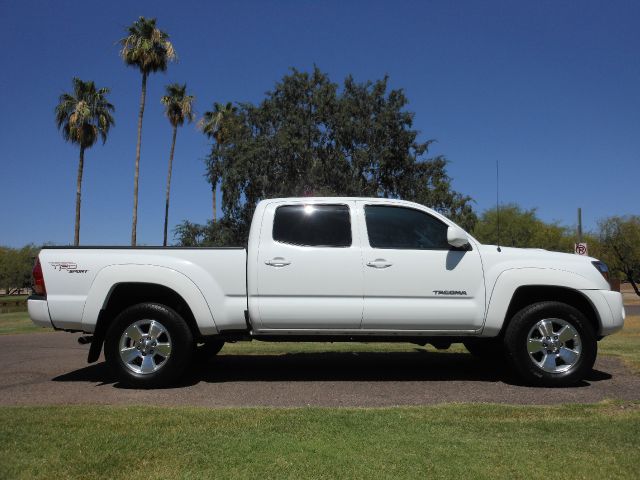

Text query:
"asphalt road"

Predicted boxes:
[[1, 332, 639, 407]]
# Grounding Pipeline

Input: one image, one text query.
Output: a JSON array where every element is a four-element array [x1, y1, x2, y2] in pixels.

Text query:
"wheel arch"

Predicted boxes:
[[82, 264, 218, 363], [87, 283, 203, 363], [483, 268, 602, 337], [500, 285, 600, 337]]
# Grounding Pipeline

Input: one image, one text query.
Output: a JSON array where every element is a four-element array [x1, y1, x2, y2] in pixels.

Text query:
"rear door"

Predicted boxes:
[[254, 201, 364, 330], [358, 202, 485, 331]]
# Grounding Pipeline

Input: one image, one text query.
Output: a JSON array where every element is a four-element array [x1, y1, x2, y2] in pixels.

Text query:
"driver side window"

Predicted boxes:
[[364, 205, 450, 250]]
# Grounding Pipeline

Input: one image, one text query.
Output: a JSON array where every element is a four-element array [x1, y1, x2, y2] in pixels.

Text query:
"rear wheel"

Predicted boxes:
[[104, 303, 194, 388], [504, 301, 597, 387]]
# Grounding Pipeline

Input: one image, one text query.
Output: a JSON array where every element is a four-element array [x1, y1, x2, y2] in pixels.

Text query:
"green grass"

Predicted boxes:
[[0, 311, 50, 335], [0, 294, 28, 304], [0, 403, 638, 479], [599, 315, 640, 372], [0, 294, 28, 315]]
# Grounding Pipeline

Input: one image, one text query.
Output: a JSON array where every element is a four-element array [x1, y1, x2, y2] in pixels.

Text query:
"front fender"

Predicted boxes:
[[483, 267, 597, 336], [81, 264, 218, 335]]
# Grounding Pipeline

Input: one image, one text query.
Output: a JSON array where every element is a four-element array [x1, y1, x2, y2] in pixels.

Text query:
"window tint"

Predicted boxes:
[[273, 204, 352, 247], [364, 205, 449, 250]]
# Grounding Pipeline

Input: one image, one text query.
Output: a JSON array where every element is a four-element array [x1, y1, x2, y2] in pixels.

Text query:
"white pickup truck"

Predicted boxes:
[[28, 197, 625, 388]]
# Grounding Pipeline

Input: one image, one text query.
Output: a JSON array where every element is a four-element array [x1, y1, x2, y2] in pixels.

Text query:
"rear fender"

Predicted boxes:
[[81, 264, 218, 335]]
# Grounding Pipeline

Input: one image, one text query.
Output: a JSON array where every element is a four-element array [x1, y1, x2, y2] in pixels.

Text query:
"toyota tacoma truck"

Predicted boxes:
[[28, 197, 625, 388]]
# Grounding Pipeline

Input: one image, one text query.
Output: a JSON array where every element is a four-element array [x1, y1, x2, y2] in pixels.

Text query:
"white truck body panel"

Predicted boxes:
[[37, 248, 247, 334], [30, 197, 624, 340]]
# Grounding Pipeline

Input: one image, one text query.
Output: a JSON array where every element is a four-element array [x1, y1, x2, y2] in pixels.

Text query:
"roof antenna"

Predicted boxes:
[[496, 159, 501, 252]]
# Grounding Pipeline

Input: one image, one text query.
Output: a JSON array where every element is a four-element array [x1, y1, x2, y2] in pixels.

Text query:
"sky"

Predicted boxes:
[[0, 0, 638, 247]]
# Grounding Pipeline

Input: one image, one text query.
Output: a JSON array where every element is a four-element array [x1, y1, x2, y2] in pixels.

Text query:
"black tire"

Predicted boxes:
[[104, 302, 194, 388], [196, 338, 225, 361], [463, 337, 504, 360], [503, 301, 597, 387]]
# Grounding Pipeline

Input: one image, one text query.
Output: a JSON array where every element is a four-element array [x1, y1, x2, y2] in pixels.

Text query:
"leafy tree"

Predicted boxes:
[[177, 67, 475, 245], [173, 219, 241, 247], [160, 83, 195, 246], [55, 78, 115, 246], [0, 245, 39, 293], [472, 204, 574, 252], [198, 102, 237, 221], [598, 216, 640, 296], [0, 247, 9, 293], [120, 17, 176, 246]]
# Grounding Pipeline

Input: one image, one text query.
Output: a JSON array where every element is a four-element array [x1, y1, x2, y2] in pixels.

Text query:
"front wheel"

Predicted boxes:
[[104, 303, 194, 388], [503, 301, 597, 387]]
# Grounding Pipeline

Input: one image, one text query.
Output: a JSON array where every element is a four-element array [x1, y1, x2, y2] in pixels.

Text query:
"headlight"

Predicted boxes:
[[592, 261, 610, 288]]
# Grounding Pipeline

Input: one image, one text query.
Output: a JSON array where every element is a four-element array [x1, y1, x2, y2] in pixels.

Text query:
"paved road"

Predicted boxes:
[[1, 332, 639, 407]]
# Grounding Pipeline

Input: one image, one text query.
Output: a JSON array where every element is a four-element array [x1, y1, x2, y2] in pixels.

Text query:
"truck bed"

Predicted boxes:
[[37, 246, 248, 333]]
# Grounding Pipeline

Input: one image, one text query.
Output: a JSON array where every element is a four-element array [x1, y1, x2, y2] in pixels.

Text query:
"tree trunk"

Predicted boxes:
[[212, 183, 217, 222], [626, 273, 640, 297], [613, 245, 640, 297], [131, 72, 147, 246], [74, 146, 85, 246], [163, 126, 178, 247]]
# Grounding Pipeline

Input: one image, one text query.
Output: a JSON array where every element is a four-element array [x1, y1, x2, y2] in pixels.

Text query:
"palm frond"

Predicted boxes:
[[198, 101, 237, 143], [161, 82, 195, 127], [119, 16, 176, 74], [54, 77, 116, 149]]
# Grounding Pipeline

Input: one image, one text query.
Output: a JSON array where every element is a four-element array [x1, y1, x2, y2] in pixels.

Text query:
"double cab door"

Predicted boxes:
[[252, 200, 485, 332], [254, 201, 364, 329]]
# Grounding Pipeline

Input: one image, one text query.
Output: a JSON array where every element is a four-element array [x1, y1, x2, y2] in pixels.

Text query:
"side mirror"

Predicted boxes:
[[447, 226, 469, 249]]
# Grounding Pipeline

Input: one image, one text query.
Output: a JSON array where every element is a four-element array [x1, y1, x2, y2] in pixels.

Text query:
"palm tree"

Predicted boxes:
[[160, 83, 195, 246], [55, 78, 115, 246], [198, 102, 236, 221], [119, 16, 176, 246]]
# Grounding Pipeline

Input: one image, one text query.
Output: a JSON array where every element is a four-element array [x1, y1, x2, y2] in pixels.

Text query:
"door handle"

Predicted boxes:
[[265, 257, 291, 267], [366, 259, 393, 268]]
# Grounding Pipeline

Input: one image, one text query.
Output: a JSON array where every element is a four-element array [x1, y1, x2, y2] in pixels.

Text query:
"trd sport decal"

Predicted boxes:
[[433, 290, 467, 296], [50, 262, 88, 274]]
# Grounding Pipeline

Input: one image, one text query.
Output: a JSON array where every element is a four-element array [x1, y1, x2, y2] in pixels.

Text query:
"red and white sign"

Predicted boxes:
[[575, 243, 588, 256]]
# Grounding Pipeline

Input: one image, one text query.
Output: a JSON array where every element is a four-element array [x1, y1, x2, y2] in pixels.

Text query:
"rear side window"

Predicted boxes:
[[364, 205, 449, 250], [273, 204, 352, 247]]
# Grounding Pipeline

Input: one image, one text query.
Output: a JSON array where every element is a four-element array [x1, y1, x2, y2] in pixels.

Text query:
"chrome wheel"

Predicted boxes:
[[527, 318, 582, 373], [119, 319, 172, 375]]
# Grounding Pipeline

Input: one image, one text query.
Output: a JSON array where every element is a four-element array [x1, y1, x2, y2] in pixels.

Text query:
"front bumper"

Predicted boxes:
[[580, 289, 625, 336], [27, 296, 53, 329]]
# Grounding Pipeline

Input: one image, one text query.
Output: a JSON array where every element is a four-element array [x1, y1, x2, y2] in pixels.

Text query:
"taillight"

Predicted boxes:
[[32, 257, 46, 297]]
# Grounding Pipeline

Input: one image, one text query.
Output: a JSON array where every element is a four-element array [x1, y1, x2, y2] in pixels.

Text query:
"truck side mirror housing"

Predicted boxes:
[[447, 226, 469, 249]]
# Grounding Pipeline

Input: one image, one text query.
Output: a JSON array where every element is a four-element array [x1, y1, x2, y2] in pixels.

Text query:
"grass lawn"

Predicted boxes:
[[1, 402, 638, 479], [0, 294, 28, 304], [0, 311, 50, 335], [598, 314, 640, 372]]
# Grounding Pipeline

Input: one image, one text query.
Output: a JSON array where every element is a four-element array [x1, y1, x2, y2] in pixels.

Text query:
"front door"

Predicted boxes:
[[358, 202, 485, 331], [254, 201, 364, 330]]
